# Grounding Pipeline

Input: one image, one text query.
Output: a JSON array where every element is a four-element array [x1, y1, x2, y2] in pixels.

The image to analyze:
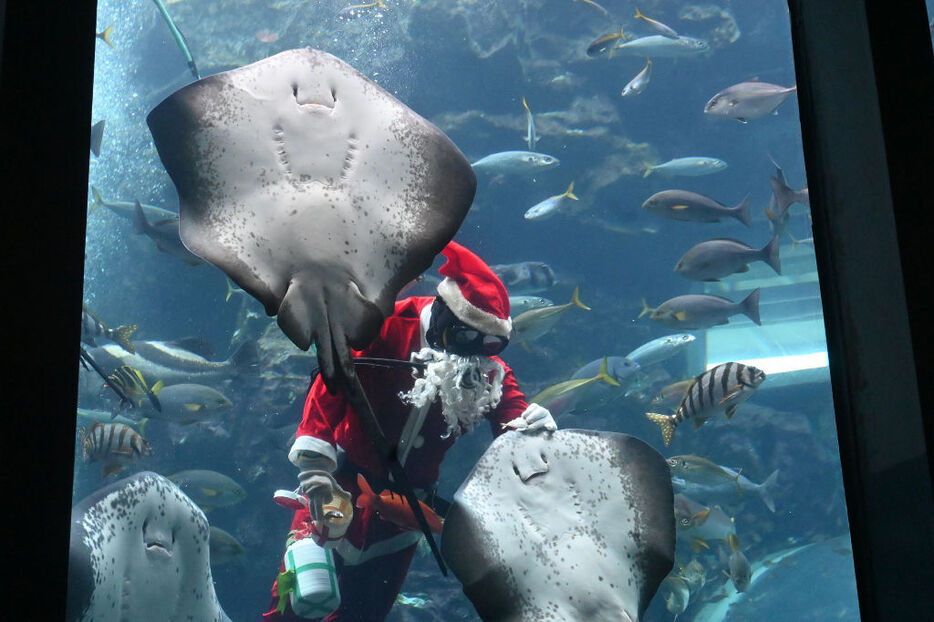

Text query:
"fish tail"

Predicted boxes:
[[564, 181, 579, 201], [638, 298, 654, 318], [646, 412, 676, 446], [759, 469, 779, 513], [136, 417, 149, 438], [740, 288, 761, 325], [99, 24, 114, 48], [634, 6, 644, 19], [90, 185, 104, 213], [570, 286, 591, 311], [522, 96, 530, 113], [225, 279, 237, 302], [111, 324, 138, 353], [734, 193, 752, 227], [762, 235, 782, 275], [597, 356, 621, 387], [642, 163, 654, 178], [727, 533, 741, 552], [355, 474, 375, 510]]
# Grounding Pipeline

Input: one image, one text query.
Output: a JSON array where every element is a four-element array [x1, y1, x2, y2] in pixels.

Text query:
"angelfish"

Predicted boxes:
[[621, 59, 653, 97], [521, 96, 539, 151], [646, 362, 766, 446]]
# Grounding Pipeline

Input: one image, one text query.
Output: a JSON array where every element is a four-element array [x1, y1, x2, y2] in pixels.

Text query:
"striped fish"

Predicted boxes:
[[80, 422, 153, 477], [646, 362, 766, 446], [81, 305, 138, 353]]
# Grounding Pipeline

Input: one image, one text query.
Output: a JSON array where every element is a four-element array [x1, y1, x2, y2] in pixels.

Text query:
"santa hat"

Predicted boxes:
[[436, 241, 512, 337]]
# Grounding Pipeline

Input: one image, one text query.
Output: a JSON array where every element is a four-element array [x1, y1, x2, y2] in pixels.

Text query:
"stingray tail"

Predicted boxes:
[[646, 412, 677, 446], [758, 469, 779, 513]]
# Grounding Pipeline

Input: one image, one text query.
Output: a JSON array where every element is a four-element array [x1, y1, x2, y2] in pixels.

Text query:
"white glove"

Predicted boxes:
[[505, 403, 557, 433]]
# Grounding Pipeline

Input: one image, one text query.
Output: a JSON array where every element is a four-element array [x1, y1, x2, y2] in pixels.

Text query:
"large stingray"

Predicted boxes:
[[67, 472, 230, 622], [147, 48, 476, 383], [441, 429, 675, 622]]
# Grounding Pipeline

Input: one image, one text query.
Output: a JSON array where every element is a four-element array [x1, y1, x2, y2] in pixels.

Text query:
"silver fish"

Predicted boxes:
[[621, 59, 653, 97], [726, 534, 752, 592], [704, 81, 797, 122], [508, 295, 554, 315], [89, 186, 179, 222], [614, 35, 708, 58], [87, 339, 258, 386], [646, 362, 766, 445], [768, 169, 810, 216], [643, 189, 751, 227], [470, 151, 559, 175], [132, 201, 203, 266], [521, 97, 539, 151], [634, 7, 679, 39], [625, 333, 696, 368], [672, 467, 780, 513], [674, 495, 736, 547], [641, 289, 761, 330], [644, 157, 727, 177], [675, 236, 781, 281], [513, 287, 589, 343], [524, 182, 578, 220]]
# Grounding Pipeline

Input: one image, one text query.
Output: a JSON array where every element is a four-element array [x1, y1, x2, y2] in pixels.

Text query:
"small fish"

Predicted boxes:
[[95, 25, 114, 48], [524, 182, 579, 220], [531, 356, 620, 407], [646, 362, 766, 445], [642, 189, 750, 227], [726, 533, 752, 592], [513, 287, 590, 344], [789, 233, 814, 252], [77, 408, 147, 431], [521, 97, 539, 151], [621, 59, 653, 97], [586, 29, 626, 57], [107, 365, 163, 411], [675, 236, 781, 281], [662, 575, 690, 619], [255, 29, 279, 43], [634, 7, 679, 39], [572, 0, 610, 18], [168, 469, 247, 511], [491, 261, 556, 294], [81, 422, 153, 478], [133, 200, 205, 266], [81, 305, 138, 353], [471, 151, 560, 176], [141, 383, 233, 425], [672, 467, 779, 513], [89, 186, 179, 222], [667, 454, 743, 489], [624, 333, 695, 368], [643, 157, 727, 178], [704, 81, 797, 123], [640, 289, 761, 330], [547, 356, 640, 415], [355, 474, 443, 533], [209, 526, 245, 566], [681, 557, 707, 592], [338, 0, 387, 18], [90, 120, 105, 157], [614, 35, 708, 58], [508, 295, 553, 316], [674, 495, 736, 548]]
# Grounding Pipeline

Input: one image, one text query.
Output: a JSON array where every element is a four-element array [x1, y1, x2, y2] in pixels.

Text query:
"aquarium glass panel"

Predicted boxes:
[[72, 1, 861, 620]]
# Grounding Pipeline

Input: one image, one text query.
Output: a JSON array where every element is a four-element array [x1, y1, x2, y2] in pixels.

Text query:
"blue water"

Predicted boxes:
[[75, 1, 859, 620]]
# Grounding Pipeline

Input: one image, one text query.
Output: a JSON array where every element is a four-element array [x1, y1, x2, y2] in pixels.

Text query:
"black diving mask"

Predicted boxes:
[[427, 298, 510, 357]]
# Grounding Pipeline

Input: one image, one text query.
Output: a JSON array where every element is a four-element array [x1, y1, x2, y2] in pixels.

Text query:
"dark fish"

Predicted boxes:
[[643, 190, 750, 227], [81, 305, 138, 352], [133, 200, 204, 266], [90, 120, 105, 157], [727, 534, 752, 592], [640, 289, 761, 329], [768, 172, 810, 216], [646, 362, 766, 445], [586, 30, 625, 57], [209, 526, 245, 566], [674, 236, 781, 281], [80, 421, 153, 477]]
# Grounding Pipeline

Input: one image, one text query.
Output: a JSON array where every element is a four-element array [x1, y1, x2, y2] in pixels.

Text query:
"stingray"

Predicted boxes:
[[441, 429, 675, 622], [146, 48, 476, 384], [67, 471, 230, 622]]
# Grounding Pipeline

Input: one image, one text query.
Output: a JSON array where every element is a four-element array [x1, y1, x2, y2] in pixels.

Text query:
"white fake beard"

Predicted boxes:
[[399, 347, 505, 438]]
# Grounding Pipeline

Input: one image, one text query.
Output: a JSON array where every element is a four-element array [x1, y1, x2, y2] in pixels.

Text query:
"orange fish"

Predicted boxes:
[[355, 474, 443, 534]]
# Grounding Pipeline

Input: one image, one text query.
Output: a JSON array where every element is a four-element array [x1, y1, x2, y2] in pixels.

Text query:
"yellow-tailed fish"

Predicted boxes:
[[634, 7, 679, 39], [530, 356, 620, 406], [513, 286, 590, 343], [96, 24, 114, 47], [107, 365, 164, 412], [572, 0, 609, 18], [521, 96, 539, 151]]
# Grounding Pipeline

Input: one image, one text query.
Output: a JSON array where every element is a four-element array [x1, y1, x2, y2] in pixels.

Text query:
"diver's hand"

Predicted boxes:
[[517, 403, 557, 433], [298, 470, 346, 505]]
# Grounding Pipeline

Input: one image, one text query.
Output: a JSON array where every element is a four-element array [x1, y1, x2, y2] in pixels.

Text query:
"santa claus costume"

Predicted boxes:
[[265, 242, 542, 622]]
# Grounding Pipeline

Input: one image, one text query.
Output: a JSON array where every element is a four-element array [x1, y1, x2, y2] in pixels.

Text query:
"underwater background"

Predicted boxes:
[[74, 0, 868, 619]]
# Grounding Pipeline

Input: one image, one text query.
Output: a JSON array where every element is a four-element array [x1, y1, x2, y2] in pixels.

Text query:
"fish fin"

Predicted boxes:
[[759, 470, 779, 512], [642, 164, 654, 178], [136, 418, 149, 437], [201, 488, 220, 497], [727, 533, 741, 552], [98, 24, 114, 48], [564, 181, 579, 200], [132, 200, 149, 235], [720, 386, 742, 404], [646, 412, 676, 446], [725, 405, 738, 419], [110, 449, 134, 457], [693, 416, 709, 429], [635, 6, 644, 18], [111, 324, 138, 353], [570, 286, 591, 311], [671, 204, 690, 211], [150, 380, 164, 395], [101, 464, 123, 478], [763, 234, 782, 275], [740, 288, 761, 325], [734, 194, 752, 227], [521, 96, 530, 113], [231, 340, 260, 377], [638, 298, 654, 319], [184, 403, 206, 411], [691, 538, 710, 552], [674, 311, 687, 321], [597, 356, 621, 387], [355, 473, 375, 509], [90, 186, 104, 212]]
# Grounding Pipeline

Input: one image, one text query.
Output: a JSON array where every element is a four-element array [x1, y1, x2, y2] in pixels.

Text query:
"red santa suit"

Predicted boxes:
[[265, 295, 529, 621]]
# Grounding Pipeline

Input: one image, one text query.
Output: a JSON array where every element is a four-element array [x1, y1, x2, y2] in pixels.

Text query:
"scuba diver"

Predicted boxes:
[[265, 241, 556, 621]]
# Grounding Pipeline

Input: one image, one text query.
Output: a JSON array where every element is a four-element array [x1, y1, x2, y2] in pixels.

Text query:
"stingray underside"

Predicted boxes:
[[441, 429, 675, 622], [147, 48, 476, 382]]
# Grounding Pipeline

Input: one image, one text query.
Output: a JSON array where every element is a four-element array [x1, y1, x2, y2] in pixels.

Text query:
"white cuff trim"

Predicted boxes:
[[289, 435, 338, 469]]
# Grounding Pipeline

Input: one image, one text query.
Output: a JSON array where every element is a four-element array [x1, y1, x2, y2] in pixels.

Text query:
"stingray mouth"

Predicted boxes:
[[142, 517, 174, 557], [145, 539, 172, 557]]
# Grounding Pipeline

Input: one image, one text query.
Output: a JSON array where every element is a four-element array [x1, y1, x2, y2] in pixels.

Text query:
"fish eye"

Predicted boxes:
[[680, 517, 690, 527]]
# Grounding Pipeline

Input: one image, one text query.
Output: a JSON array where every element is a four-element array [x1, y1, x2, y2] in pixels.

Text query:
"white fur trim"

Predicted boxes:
[[288, 435, 338, 469], [437, 277, 512, 337]]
